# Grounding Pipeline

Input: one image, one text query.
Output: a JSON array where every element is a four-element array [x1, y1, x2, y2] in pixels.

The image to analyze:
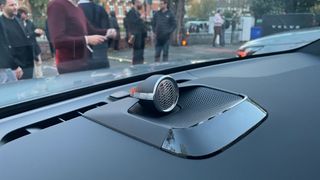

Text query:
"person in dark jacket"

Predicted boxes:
[[126, 0, 147, 65], [78, 0, 112, 68], [45, 19, 55, 58], [109, 11, 120, 50], [17, 7, 44, 78], [0, 0, 34, 79], [152, 0, 176, 62], [78, 0, 110, 29], [123, 10, 129, 47], [0, 15, 22, 80], [47, 0, 116, 74]]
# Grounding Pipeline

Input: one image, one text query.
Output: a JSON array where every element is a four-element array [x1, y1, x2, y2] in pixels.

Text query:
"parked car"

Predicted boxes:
[[236, 27, 320, 57], [185, 20, 209, 33]]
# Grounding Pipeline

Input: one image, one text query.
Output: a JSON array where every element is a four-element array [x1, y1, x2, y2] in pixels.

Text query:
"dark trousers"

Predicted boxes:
[[132, 33, 145, 65], [90, 42, 110, 69], [57, 43, 110, 74], [108, 39, 120, 50], [21, 67, 34, 79], [155, 39, 169, 62], [213, 26, 224, 46], [113, 40, 119, 50]]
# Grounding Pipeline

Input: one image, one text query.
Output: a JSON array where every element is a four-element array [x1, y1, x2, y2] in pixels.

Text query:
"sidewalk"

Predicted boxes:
[[108, 44, 239, 66], [41, 43, 241, 77]]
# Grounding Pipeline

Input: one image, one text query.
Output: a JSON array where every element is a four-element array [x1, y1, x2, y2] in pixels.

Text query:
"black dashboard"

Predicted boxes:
[[0, 42, 320, 179]]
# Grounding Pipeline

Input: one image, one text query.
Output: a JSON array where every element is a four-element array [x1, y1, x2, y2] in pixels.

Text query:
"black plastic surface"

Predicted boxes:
[[1, 50, 320, 179], [84, 85, 266, 158]]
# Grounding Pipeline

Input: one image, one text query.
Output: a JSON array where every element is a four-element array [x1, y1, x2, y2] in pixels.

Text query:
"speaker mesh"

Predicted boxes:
[[154, 79, 179, 111], [130, 86, 243, 128]]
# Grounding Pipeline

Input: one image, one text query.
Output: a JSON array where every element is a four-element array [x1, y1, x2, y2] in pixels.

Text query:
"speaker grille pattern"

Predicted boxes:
[[130, 86, 243, 128], [154, 79, 179, 112]]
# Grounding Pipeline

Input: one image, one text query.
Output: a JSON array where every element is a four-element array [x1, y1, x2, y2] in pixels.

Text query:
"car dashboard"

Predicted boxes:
[[0, 41, 320, 180]]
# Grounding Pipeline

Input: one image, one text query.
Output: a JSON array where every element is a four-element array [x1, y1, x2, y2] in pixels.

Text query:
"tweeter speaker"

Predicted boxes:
[[130, 75, 179, 113]]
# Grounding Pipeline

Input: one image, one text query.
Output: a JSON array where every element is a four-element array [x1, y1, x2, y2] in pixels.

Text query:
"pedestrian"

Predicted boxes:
[[109, 11, 120, 50], [123, 10, 129, 47], [151, 0, 176, 62], [45, 19, 55, 59], [0, 8, 22, 80], [212, 9, 224, 47], [220, 14, 227, 47], [17, 7, 44, 78], [231, 10, 238, 44], [0, 0, 35, 79], [78, 0, 111, 68], [126, 0, 147, 65], [47, 0, 116, 74]]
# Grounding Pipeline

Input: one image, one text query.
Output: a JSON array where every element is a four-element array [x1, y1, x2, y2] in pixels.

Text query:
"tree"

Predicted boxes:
[[188, 0, 216, 19], [29, 0, 48, 28], [169, 0, 186, 46], [250, 0, 283, 18], [283, 0, 319, 13], [250, 0, 320, 18]]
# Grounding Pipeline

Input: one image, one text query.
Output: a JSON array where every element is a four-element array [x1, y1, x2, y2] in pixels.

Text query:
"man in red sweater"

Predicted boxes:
[[47, 0, 116, 74]]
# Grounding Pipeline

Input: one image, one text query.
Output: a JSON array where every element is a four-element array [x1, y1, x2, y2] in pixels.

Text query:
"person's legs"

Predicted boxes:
[[162, 40, 170, 62], [133, 48, 144, 65], [155, 43, 162, 62], [90, 42, 110, 69], [21, 67, 34, 79], [114, 39, 119, 50], [213, 26, 220, 46], [220, 28, 225, 47], [132, 34, 145, 65]]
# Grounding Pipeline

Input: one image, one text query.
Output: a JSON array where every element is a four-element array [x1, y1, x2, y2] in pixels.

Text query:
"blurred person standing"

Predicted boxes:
[[109, 11, 120, 50], [78, 0, 111, 68], [45, 19, 55, 58], [123, 10, 130, 47], [17, 7, 44, 78], [151, 0, 176, 62], [212, 9, 224, 47], [0, 9, 22, 80], [47, 0, 116, 74], [231, 10, 239, 44], [126, 0, 147, 65], [220, 14, 227, 47], [0, 0, 34, 79]]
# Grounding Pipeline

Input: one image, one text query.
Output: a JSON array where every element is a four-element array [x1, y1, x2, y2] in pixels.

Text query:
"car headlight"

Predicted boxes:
[[237, 46, 264, 58]]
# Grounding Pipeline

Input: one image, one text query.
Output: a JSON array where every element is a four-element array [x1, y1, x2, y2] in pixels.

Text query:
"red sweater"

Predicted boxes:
[[47, 0, 106, 65]]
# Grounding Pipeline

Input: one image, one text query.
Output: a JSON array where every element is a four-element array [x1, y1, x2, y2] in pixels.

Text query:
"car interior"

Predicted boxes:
[[0, 40, 320, 179]]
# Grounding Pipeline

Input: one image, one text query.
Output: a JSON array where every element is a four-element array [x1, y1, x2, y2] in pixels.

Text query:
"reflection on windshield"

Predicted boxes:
[[0, 0, 319, 105]]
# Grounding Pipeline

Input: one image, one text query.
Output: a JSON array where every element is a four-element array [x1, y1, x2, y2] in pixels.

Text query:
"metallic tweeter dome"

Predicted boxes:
[[130, 75, 179, 113]]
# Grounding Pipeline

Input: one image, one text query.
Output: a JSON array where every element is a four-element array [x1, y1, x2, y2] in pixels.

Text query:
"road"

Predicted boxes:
[[41, 44, 240, 77]]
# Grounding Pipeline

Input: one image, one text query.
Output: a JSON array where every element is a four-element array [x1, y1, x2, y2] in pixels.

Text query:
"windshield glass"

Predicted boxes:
[[0, 0, 319, 107]]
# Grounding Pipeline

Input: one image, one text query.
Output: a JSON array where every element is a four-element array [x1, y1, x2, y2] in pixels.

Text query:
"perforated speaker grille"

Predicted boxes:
[[154, 79, 179, 112], [129, 86, 243, 128]]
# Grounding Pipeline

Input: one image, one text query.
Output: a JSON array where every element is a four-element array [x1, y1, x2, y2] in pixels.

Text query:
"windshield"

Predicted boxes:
[[0, 0, 319, 107]]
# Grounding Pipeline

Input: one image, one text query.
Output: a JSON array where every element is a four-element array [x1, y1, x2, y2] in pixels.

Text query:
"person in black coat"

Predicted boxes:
[[123, 10, 129, 47], [0, 0, 34, 79], [78, 0, 111, 68], [109, 11, 120, 50], [126, 0, 147, 65], [152, 0, 176, 62], [45, 19, 55, 58], [17, 7, 44, 78], [0, 18, 22, 80]]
